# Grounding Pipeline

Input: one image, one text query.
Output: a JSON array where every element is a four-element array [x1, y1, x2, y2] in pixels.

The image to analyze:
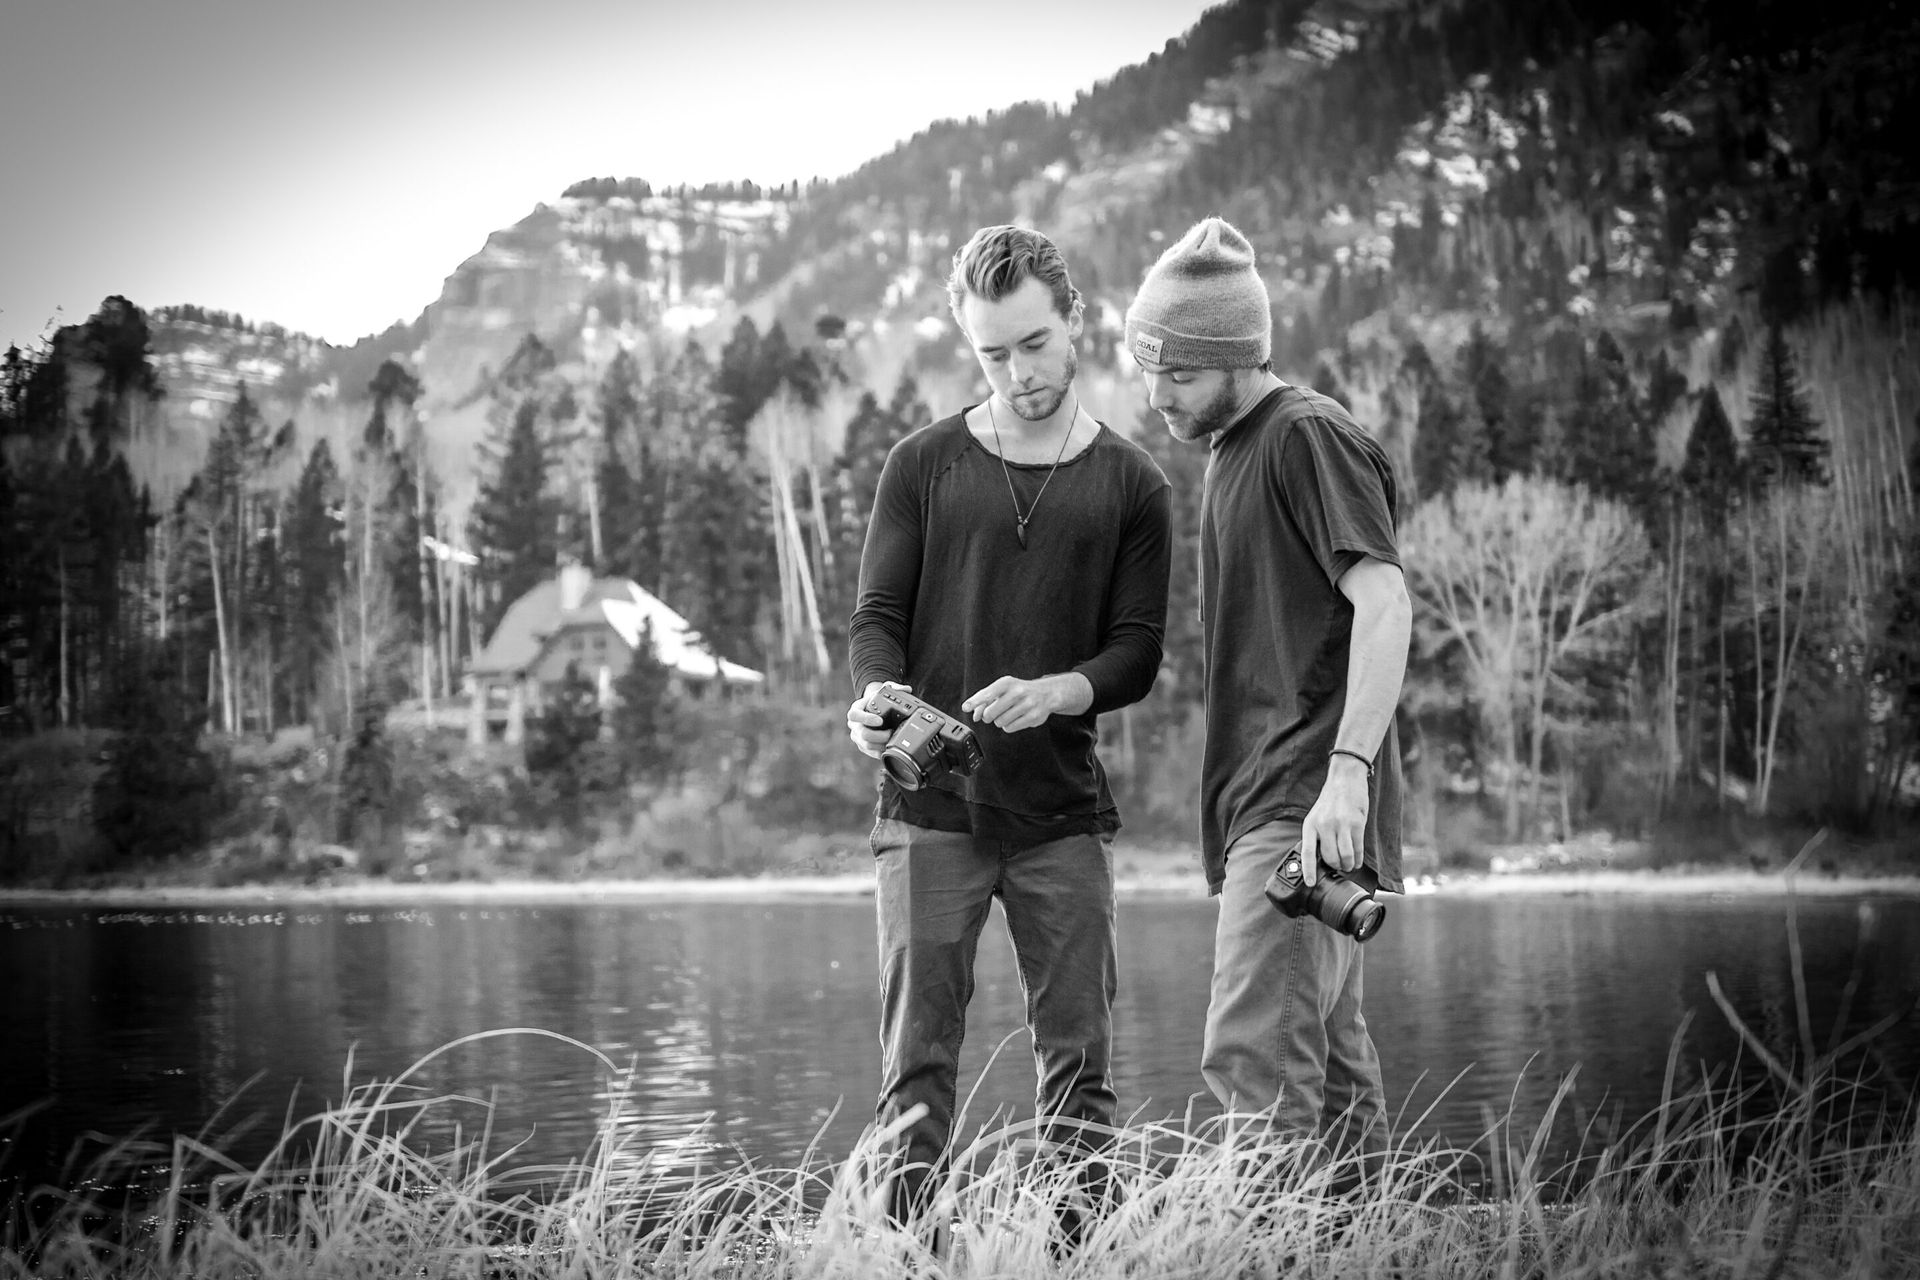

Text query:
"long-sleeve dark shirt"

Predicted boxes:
[[850, 409, 1172, 843]]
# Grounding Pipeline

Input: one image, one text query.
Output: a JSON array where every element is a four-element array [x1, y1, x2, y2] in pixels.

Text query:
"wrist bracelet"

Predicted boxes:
[[1328, 748, 1373, 777]]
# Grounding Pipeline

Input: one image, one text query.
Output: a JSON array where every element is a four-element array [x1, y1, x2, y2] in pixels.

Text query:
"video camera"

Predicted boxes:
[[866, 687, 984, 791]]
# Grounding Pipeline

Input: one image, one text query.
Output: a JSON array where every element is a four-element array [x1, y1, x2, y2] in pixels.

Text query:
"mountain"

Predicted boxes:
[[124, 0, 1916, 511]]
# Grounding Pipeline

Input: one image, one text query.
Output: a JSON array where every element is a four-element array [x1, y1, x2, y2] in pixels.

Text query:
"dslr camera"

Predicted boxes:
[[1264, 844, 1386, 942], [866, 687, 984, 791]]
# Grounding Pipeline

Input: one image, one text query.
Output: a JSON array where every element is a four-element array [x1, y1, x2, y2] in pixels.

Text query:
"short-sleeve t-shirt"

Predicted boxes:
[[1197, 384, 1404, 895]]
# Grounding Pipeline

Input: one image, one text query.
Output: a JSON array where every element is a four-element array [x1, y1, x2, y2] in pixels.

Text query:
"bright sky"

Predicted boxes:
[[0, 0, 1222, 354]]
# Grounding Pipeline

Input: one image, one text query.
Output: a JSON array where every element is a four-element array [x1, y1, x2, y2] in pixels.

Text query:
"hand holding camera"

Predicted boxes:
[[859, 686, 984, 791], [1264, 844, 1386, 942]]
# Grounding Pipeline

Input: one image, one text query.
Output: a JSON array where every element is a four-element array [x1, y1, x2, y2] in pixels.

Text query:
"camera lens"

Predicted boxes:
[[881, 748, 927, 791], [1344, 896, 1386, 942]]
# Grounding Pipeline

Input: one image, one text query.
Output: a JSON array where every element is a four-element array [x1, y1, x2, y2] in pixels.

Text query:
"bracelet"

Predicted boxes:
[[1328, 748, 1373, 777]]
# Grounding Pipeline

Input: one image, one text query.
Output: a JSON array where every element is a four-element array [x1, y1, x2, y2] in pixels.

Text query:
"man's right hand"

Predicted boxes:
[[846, 681, 910, 759]]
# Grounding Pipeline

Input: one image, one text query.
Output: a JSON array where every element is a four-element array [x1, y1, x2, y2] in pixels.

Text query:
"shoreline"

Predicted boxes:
[[2, 866, 1917, 908]]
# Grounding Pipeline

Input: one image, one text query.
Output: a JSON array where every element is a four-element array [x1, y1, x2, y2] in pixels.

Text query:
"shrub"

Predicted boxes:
[[93, 655, 228, 864]]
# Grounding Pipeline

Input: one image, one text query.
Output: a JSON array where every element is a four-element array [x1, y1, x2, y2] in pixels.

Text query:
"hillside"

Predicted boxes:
[[107, 0, 1913, 517]]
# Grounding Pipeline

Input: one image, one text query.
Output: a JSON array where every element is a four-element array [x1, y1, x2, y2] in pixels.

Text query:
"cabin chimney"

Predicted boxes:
[[559, 562, 592, 612]]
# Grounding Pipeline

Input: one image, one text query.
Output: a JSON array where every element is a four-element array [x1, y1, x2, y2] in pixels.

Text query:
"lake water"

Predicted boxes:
[[3, 890, 1917, 1195]]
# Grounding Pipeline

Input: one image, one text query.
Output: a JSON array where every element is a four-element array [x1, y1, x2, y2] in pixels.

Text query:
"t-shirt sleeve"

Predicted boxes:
[[848, 442, 922, 692], [1275, 416, 1400, 588]]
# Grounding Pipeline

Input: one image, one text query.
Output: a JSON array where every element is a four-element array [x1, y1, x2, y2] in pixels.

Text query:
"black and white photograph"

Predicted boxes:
[[2, 0, 1917, 1274]]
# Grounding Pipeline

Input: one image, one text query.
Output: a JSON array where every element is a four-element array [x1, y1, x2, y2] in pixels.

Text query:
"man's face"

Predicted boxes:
[[1137, 360, 1240, 442], [960, 276, 1082, 422]]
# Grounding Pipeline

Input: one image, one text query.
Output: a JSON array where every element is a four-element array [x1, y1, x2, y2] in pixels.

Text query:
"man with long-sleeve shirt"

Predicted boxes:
[[846, 224, 1171, 1218]]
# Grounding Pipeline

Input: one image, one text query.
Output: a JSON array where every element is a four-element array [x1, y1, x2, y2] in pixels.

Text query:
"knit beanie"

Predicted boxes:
[[1124, 216, 1271, 369]]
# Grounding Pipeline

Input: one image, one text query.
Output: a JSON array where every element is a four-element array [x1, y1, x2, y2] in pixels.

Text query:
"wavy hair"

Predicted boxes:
[[945, 224, 1081, 329]]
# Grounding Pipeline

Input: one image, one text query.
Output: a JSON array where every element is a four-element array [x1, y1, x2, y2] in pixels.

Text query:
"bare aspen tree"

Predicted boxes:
[[1406, 475, 1651, 838], [748, 386, 848, 684], [1733, 484, 1835, 816]]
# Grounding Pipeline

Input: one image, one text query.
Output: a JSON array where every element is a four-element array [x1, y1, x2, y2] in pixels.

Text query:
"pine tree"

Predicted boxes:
[[1564, 330, 1656, 512], [94, 641, 224, 863], [469, 398, 559, 636], [76, 296, 163, 444], [524, 661, 605, 825], [361, 360, 427, 650], [594, 350, 654, 580], [177, 384, 290, 733], [825, 373, 923, 653], [0, 446, 14, 725], [1680, 386, 1741, 527], [609, 620, 681, 786], [1449, 401, 1495, 489], [364, 359, 421, 451], [658, 434, 767, 668], [284, 438, 344, 725], [80, 442, 152, 724], [497, 334, 557, 395], [1745, 325, 1830, 490], [1311, 358, 1350, 410], [1457, 324, 1516, 479], [335, 698, 395, 859], [1406, 341, 1462, 500], [642, 337, 771, 668], [715, 316, 766, 446]]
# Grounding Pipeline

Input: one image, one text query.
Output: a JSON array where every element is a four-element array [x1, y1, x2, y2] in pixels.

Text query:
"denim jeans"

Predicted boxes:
[[870, 817, 1118, 1208], [1201, 819, 1387, 1154]]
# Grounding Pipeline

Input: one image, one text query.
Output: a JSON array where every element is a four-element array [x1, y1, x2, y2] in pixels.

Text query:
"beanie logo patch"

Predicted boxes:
[[1132, 332, 1163, 363]]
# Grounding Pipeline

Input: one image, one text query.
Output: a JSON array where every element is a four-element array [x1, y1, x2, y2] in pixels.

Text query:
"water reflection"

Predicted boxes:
[[2, 894, 1915, 1195]]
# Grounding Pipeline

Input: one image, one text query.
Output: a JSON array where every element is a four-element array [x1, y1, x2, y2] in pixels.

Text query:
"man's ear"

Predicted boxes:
[[1066, 297, 1086, 340]]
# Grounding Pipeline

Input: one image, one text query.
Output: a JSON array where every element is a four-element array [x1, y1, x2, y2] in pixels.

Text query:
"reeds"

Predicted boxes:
[[5, 866, 1913, 1278]]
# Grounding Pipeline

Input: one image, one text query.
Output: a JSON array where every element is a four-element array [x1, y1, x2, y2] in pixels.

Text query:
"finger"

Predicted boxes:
[[1298, 830, 1320, 887], [961, 678, 1008, 713], [1336, 826, 1359, 873], [977, 695, 1017, 724]]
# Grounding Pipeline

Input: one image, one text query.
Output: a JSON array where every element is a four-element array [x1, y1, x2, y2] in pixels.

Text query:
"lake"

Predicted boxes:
[[3, 889, 1916, 1195]]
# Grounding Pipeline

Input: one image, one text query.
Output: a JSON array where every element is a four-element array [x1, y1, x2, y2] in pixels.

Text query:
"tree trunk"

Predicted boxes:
[[1756, 496, 1814, 814], [1659, 507, 1687, 810], [781, 473, 831, 681], [586, 465, 603, 569], [1716, 615, 1729, 810], [1745, 510, 1766, 814], [57, 550, 70, 728], [207, 523, 236, 735], [418, 463, 435, 724]]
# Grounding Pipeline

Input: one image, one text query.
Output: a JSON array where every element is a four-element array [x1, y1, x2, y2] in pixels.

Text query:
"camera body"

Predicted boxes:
[[866, 687, 984, 791], [1263, 845, 1386, 942]]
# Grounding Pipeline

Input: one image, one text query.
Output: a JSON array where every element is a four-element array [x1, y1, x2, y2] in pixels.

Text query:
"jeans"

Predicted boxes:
[[870, 817, 1118, 1208], [1201, 819, 1387, 1154]]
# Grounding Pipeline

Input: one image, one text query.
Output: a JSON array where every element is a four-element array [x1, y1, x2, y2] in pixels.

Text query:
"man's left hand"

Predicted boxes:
[[961, 673, 1092, 733], [1298, 754, 1371, 887]]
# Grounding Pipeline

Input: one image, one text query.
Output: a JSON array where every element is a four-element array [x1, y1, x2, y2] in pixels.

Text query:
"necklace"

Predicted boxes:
[[988, 394, 1077, 550]]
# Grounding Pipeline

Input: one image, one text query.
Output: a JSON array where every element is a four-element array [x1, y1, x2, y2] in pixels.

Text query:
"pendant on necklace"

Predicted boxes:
[[1016, 519, 1029, 550]]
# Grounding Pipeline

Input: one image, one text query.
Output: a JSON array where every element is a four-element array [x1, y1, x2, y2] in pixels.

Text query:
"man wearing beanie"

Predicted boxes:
[[1126, 216, 1411, 1165]]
